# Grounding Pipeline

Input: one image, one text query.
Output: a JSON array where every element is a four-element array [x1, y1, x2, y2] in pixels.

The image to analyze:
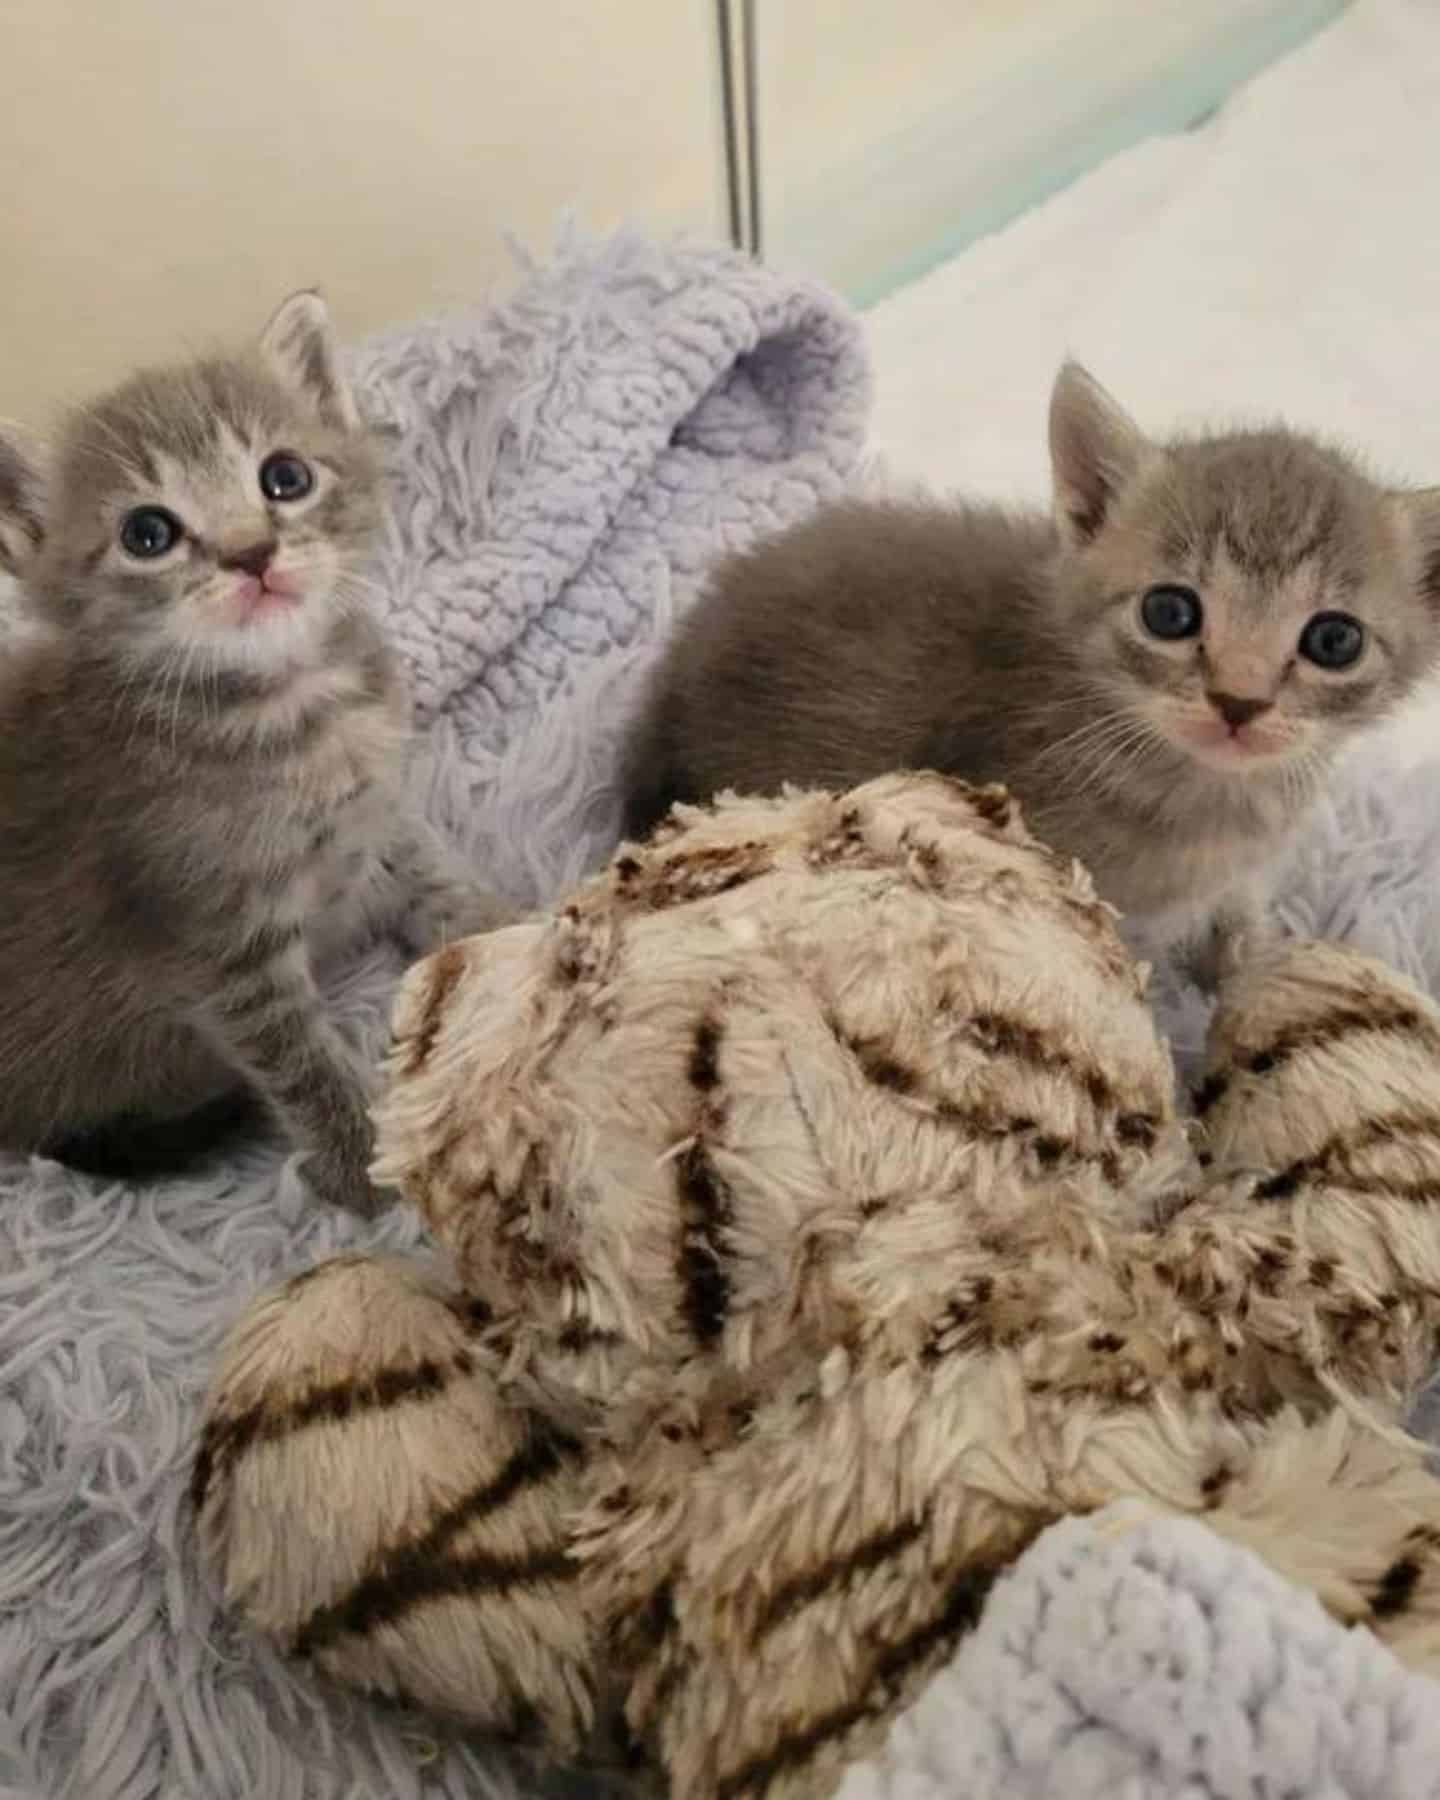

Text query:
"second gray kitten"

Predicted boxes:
[[622, 363, 1440, 984], [0, 293, 509, 1213]]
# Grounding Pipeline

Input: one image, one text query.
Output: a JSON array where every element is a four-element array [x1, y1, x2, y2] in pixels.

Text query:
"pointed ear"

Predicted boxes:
[[1048, 361, 1149, 545], [258, 290, 360, 430], [0, 422, 48, 579], [1387, 485, 1440, 607]]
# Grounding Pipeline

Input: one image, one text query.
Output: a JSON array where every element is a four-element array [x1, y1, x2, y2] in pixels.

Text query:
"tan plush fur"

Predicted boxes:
[[195, 772, 1440, 1797]]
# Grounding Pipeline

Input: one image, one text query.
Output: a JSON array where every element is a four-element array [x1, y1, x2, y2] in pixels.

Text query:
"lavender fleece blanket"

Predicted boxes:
[[5, 227, 1440, 1800]]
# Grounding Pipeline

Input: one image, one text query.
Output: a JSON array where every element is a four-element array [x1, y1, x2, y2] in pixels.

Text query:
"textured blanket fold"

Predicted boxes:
[[839, 1504, 1440, 1800], [354, 228, 871, 766]]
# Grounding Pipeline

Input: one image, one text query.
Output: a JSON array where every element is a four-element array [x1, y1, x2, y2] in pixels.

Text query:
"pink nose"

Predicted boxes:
[[220, 541, 275, 579], [1208, 692, 1271, 731]]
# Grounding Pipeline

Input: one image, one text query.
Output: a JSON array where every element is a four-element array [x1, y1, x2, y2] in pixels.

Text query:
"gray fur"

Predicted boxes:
[[622, 361, 1440, 980], [0, 293, 508, 1212]]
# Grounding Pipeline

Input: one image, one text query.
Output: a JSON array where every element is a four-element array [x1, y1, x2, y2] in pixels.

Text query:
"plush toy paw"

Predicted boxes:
[[192, 1253, 601, 1755]]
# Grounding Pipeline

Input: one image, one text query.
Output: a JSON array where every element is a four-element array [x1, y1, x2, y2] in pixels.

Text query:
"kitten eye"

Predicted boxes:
[[259, 452, 314, 503], [119, 506, 183, 559], [1139, 584, 1203, 640], [1299, 610, 1365, 670]]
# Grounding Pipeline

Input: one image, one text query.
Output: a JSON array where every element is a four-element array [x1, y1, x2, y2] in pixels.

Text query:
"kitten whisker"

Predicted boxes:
[[1026, 708, 1145, 774]]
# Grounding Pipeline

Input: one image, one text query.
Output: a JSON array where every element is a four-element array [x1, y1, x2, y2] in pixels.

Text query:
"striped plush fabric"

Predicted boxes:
[[194, 772, 1440, 1798]]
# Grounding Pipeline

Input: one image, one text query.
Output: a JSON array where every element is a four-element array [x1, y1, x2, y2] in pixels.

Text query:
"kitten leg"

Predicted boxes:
[[1181, 886, 1274, 995], [199, 934, 384, 1214], [380, 819, 518, 958]]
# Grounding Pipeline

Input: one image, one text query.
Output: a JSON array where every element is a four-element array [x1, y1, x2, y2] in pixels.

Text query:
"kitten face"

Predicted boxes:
[[0, 293, 382, 674], [1049, 364, 1440, 781]]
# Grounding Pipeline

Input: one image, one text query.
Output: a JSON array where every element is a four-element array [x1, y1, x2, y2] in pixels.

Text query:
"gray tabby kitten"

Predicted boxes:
[[622, 362, 1440, 984], [0, 293, 507, 1212]]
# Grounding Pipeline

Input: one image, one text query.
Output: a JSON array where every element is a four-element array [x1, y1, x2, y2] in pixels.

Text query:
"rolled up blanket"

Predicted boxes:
[[840, 1503, 1440, 1800], [352, 227, 873, 767]]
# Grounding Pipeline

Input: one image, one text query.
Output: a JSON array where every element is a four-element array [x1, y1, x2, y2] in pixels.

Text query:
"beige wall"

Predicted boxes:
[[1, 0, 723, 425]]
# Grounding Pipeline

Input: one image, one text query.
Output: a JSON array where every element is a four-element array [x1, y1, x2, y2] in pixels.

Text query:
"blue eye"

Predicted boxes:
[[1299, 611, 1365, 670], [259, 452, 314, 503], [119, 507, 183, 559], [1139, 584, 1203, 640]]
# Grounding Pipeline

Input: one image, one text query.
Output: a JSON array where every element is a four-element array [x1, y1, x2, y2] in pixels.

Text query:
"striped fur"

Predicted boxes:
[[195, 1255, 602, 1753], [196, 774, 1440, 1796]]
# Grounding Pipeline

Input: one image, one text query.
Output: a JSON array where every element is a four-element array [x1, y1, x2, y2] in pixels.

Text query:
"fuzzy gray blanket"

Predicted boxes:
[[4, 228, 1440, 1800]]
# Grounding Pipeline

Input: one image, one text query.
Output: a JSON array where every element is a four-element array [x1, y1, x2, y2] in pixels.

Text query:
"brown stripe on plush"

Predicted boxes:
[[920, 1278, 998, 1363], [293, 1542, 577, 1658], [1372, 1552, 1424, 1621], [445, 1294, 495, 1334], [624, 1582, 693, 1753], [1253, 1106, 1440, 1202], [674, 1012, 734, 1345], [712, 1536, 1038, 1799], [835, 1024, 1120, 1182], [1196, 996, 1439, 1117], [615, 1578, 680, 1701], [627, 840, 776, 911], [414, 1424, 583, 1563], [749, 1514, 928, 1644], [287, 1422, 584, 1657], [401, 941, 468, 1075], [1372, 1526, 1440, 1624], [964, 783, 1015, 832], [675, 1144, 733, 1343], [189, 1346, 475, 1515], [556, 1317, 625, 1353], [689, 1016, 724, 1091], [967, 1012, 1158, 1148]]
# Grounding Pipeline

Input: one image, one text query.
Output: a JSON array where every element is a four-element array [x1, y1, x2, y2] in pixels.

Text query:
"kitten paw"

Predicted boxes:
[[396, 881, 517, 958], [1182, 909, 1276, 997], [303, 1149, 391, 1216]]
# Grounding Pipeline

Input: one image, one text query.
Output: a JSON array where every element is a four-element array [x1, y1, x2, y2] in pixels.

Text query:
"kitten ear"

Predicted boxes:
[[1048, 361, 1149, 545], [0, 422, 49, 579], [1387, 485, 1440, 607], [258, 290, 360, 431]]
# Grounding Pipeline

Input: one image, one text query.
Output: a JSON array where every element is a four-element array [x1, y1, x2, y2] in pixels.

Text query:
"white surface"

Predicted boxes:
[[761, 0, 1342, 304], [864, 0, 1440, 500]]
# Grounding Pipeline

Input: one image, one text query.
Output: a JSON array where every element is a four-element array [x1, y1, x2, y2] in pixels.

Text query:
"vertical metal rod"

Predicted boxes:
[[715, 0, 745, 251], [740, 0, 762, 259]]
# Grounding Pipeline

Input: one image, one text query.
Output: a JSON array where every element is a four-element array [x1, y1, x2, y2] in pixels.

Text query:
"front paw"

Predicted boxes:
[[1182, 908, 1274, 997], [398, 881, 517, 958], [303, 1144, 391, 1216], [302, 1084, 391, 1215]]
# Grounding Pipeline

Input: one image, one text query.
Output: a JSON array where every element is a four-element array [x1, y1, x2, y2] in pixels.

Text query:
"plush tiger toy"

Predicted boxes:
[[193, 771, 1440, 1799]]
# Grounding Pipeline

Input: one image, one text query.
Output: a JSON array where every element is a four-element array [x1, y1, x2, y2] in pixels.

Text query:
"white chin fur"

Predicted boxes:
[[191, 596, 335, 672]]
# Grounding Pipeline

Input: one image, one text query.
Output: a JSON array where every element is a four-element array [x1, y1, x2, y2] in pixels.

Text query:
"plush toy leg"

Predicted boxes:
[[1179, 938, 1440, 1665], [1196, 1405, 1440, 1671], [192, 1254, 601, 1757], [581, 1357, 1058, 1800], [1185, 939, 1440, 1405], [587, 1322, 1440, 1798]]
